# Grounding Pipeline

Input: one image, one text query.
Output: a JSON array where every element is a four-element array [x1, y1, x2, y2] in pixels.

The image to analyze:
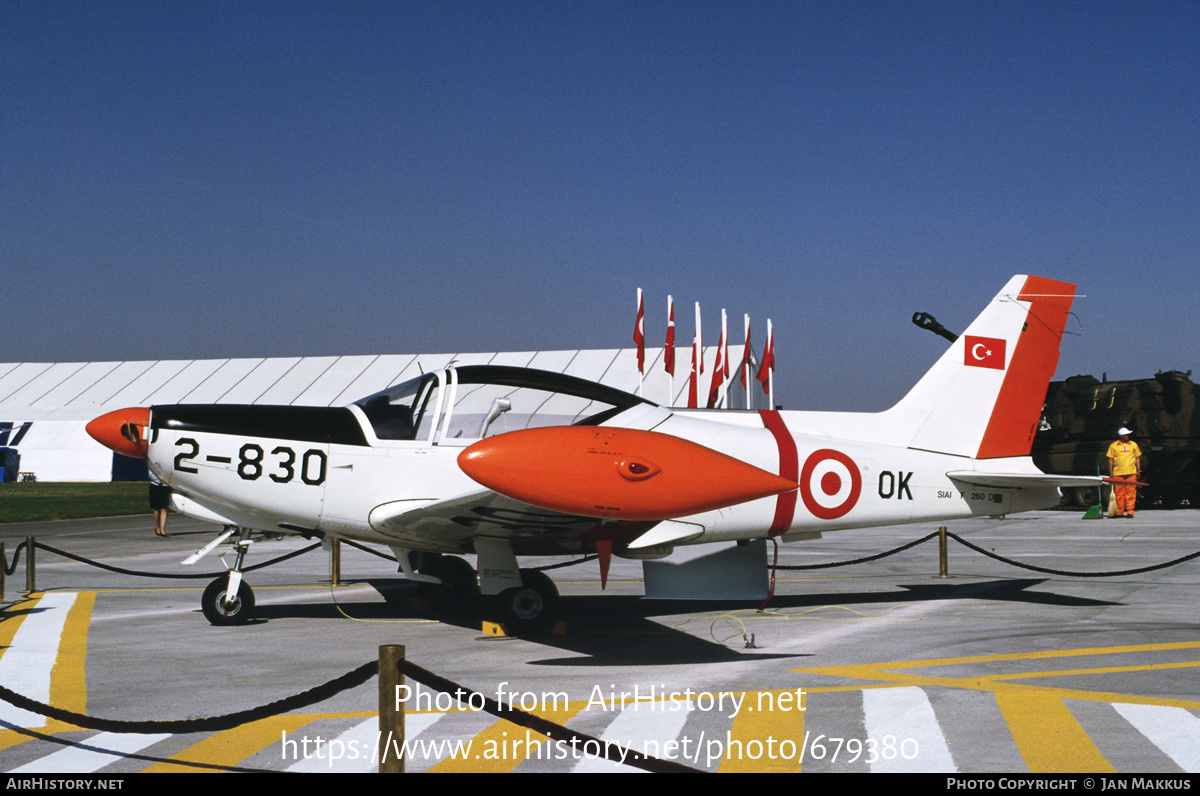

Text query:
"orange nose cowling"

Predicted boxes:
[[86, 407, 151, 459], [458, 426, 798, 521]]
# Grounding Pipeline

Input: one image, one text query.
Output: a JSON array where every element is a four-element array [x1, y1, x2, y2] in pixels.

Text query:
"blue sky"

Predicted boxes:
[[4, 1, 1198, 410]]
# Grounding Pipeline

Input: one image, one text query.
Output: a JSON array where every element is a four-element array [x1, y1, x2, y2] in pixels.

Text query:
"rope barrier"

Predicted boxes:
[[0, 655, 699, 772], [774, 530, 940, 570], [0, 662, 376, 734], [396, 658, 700, 773], [772, 529, 1200, 578], [2, 539, 26, 577], [943, 530, 1200, 577], [26, 539, 322, 580]]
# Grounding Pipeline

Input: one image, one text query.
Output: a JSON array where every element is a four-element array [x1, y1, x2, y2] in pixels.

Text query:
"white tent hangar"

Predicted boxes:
[[1, 346, 757, 483]]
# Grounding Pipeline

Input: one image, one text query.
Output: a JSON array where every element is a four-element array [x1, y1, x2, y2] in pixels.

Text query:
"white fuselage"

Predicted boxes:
[[148, 402, 1058, 557]]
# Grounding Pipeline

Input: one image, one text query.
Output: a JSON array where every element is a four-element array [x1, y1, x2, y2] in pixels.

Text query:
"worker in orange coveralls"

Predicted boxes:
[[1107, 427, 1143, 518]]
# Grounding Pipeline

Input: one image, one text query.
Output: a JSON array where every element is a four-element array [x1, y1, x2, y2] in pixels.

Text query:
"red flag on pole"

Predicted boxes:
[[664, 295, 675, 376], [707, 310, 728, 408], [633, 288, 645, 374], [756, 319, 774, 394]]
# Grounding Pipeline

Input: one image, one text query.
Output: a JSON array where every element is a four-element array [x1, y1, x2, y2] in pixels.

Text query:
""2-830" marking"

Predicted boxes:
[[174, 438, 326, 486]]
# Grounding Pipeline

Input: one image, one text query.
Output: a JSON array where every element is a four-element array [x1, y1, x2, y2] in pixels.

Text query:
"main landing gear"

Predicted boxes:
[[474, 537, 559, 635], [399, 543, 560, 635], [492, 568, 559, 635]]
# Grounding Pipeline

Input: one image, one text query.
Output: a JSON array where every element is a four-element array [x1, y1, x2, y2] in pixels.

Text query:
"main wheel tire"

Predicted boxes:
[[201, 575, 255, 626], [1073, 485, 1100, 507], [496, 569, 559, 635]]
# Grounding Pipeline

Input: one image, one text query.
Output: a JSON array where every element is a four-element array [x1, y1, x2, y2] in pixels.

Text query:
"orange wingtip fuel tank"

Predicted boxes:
[[85, 407, 151, 459], [458, 426, 798, 521]]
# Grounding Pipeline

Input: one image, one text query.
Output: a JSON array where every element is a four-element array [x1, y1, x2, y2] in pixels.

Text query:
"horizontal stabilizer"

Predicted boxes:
[[947, 471, 1104, 489]]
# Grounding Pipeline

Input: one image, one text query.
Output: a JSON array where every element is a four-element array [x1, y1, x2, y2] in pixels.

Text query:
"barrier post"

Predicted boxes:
[[1, 542, 5, 601], [25, 537, 35, 594], [938, 526, 948, 578], [379, 645, 406, 773], [330, 538, 342, 587]]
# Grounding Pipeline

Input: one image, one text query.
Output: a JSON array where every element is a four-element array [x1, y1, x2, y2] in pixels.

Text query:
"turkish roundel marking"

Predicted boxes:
[[800, 449, 861, 520]]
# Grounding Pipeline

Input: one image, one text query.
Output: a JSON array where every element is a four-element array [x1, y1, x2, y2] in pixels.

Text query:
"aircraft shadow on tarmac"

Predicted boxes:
[[233, 577, 1117, 667]]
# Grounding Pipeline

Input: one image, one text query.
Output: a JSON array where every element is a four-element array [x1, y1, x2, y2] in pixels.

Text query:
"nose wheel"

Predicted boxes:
[[197, 528, 256, 625], [201, 573, 256, 625]]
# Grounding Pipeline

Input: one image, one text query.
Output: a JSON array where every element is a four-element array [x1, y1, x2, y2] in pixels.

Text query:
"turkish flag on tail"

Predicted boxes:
[[963, 335, 1006, 370]]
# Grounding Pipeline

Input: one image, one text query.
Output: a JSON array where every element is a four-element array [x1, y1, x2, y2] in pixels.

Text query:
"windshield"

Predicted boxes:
[[352, 365, 654, 442]]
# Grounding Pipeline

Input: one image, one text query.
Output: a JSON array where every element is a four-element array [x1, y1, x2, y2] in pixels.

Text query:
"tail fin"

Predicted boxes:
[[886, 275, 1076, 459]]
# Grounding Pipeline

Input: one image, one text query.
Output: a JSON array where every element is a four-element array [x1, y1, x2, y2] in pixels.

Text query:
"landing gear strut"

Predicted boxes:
[[198, 527, 256, 625], [473, 537, 559, 635]]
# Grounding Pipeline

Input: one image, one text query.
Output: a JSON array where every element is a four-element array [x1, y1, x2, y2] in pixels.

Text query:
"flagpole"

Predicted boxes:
[[768, 319, 775, 409], [743, 313, 751, 410], [634, 287, 645, 397], [689, 302, 702, 408], [665, 295, 675, 406], [718, 308, 729, 408], [756, 318, 775, 411]]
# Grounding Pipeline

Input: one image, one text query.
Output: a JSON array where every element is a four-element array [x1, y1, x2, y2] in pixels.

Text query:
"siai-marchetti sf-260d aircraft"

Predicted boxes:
[[87, 275, 1102, 633]]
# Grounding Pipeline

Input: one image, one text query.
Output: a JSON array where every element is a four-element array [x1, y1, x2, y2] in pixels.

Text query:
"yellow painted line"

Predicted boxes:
[[794, 641, 1200, 710], [77, 583, 379, 595], [795, 640, 1200, 676], [142, 715, 316, 773], [0, 592, 96, 751], [49, 591, 93, 722], [429, 702, 587, 773], [783, 640, 1200, 773], [993, 687, 1115, 773], [720, 690, 805, 773]]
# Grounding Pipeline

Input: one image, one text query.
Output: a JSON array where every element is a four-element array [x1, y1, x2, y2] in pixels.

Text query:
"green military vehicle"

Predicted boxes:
[[1033, 370, 1200, 508]]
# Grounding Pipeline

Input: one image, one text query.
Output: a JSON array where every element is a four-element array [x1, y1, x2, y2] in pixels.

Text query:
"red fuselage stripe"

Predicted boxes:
[[760, 410, 798, 535]]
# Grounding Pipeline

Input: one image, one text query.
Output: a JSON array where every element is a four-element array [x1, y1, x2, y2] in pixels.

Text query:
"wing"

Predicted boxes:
[[366, 488, 607, 554]]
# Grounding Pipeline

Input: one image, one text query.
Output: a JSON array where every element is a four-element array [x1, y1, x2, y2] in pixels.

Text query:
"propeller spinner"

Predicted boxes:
[[85, 407, 151, 459]]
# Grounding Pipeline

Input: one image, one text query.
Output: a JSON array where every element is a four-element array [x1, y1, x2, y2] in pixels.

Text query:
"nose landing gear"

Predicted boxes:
[[194, 527, 256, 626]]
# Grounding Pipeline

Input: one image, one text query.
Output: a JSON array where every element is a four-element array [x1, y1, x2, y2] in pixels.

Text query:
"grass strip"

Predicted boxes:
[[0, 482, 151, 523]]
